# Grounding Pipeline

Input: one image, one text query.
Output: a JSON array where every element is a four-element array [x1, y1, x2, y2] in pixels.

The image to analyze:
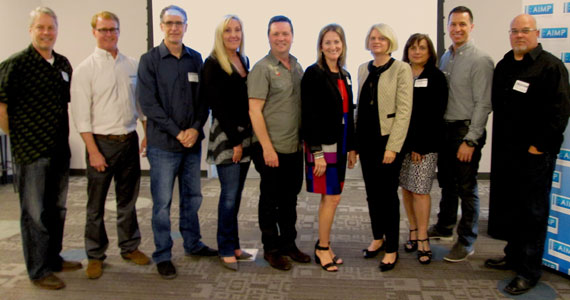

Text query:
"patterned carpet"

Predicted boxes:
[[0, 171, 568, 299]]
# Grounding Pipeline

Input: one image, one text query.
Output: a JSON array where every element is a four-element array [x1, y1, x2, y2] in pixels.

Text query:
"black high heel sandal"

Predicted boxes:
[[404, 229, 418, 253], [417, 238, 432, 265], [328, 242, 343, 265], [362, 240, 385, 258], [315, 240, 338, 272]]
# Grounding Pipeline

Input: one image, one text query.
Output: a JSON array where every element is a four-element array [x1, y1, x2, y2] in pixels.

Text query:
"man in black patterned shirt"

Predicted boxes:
[[0, 7, 81, 290]]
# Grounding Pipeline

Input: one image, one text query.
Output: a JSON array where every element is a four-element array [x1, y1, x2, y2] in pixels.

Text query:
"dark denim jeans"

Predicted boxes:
[[85, 133, 141, 260], [252, 143, 303, 253], [504, 152, 556, 282], [436, 121, 485, 247], [147, 145, 204, 263], [15, 154, 69, 280], [216, 161, 250, 257]]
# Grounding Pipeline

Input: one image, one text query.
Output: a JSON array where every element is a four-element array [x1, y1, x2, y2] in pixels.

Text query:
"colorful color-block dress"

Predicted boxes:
[[305, 71, 350, 195]]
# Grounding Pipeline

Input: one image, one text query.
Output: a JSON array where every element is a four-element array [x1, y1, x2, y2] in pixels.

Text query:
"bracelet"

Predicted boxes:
[[313, 151, 324, 160]]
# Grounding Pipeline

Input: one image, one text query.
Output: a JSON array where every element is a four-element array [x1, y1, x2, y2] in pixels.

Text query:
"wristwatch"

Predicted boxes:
[[463, 140, 476, 147]]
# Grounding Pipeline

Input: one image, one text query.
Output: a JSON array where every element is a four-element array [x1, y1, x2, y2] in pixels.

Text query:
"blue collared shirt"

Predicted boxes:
[[137, 41, 206, 152]]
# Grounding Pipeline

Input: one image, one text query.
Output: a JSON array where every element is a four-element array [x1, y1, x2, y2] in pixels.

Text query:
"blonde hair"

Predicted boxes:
[[316, 24, 347, 70], [91, 11, 120, 29], [365, 23, 398, 54], [29, 6, 57, 28], [211, 15, 245, 75]]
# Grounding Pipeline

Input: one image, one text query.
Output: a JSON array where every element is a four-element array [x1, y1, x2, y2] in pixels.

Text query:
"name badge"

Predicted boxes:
[[188, 72, 199, 82], [129, 75, 137, 86], [346, 77, 352, 86], [513, 80, 529, 93], [414, 78, 428, 88], [61, 71, 69, 82]]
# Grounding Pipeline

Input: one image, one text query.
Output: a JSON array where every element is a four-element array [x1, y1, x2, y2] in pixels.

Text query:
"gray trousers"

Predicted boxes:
[[85, 132, 141, 260]]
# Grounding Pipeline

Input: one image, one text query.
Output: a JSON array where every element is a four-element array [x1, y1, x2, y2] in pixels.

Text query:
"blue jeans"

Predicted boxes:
[[436, 121, 484, 247], [216, 161, 250, 257], [15, 154, 69, 280], [147, 145, 204, 263]]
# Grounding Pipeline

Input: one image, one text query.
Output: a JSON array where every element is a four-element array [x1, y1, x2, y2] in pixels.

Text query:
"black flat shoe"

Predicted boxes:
[[404, 229, 418, 253], [379, 252, 399, 272], [315, 240, 338, 272], [363, 242, 385, 258], [504, 276, 536, 295]]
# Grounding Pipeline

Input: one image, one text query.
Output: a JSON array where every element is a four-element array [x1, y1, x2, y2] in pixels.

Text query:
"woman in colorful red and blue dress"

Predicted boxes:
[[301, 24, 357, 272]]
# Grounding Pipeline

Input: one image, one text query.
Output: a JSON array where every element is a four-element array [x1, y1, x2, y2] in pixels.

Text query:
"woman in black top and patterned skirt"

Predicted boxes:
[[399, 34, 447, 265], [202, 15, 252, 271], [301, 24, 357, 272]]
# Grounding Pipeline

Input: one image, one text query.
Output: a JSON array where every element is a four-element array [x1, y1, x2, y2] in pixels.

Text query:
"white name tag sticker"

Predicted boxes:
[[513, 80, 529, 93], [188, 72, 199, 82], [61, 71, 69, 82], [346, 77, 352, 86], [414, 78, 428, 87]]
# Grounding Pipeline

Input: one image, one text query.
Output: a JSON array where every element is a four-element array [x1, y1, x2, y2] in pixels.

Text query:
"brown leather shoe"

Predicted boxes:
[[122, 249, 151, 265], [60, 260, 82, 272], [86, 259, 103, 279], [284, 246, 311, 263], [264, 252, 292, 271], [32, 274, 65, 290]]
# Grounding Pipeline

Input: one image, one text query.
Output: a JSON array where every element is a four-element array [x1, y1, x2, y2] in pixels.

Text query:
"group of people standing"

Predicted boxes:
[[0, 4, 568, 297]]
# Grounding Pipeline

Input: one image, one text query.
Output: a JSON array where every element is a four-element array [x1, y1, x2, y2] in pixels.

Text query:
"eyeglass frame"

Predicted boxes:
[[96, 27, 120, 34], [509, 28, 538, 35]]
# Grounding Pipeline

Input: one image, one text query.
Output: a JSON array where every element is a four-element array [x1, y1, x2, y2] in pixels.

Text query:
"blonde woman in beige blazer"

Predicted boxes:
[[355, 23, 413, 272]]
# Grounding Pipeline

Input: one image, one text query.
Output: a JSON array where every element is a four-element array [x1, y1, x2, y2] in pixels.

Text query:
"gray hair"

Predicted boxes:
[[160, 5, 187, 23], [29, 7, 58, 28]]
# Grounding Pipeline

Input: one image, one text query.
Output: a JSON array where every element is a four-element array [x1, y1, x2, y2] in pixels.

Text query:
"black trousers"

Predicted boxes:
[[502, 152, 556, 282], [252, 143, 303, 253], [359, 135, 403, 253], [85, 132, 142, 260]]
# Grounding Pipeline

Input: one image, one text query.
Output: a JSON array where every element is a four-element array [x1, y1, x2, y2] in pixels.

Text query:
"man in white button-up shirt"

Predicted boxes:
[[70, 11, 149, 280]]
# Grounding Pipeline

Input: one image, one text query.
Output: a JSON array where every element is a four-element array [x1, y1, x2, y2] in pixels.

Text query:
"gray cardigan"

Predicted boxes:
[[357, 59, 413, 153]]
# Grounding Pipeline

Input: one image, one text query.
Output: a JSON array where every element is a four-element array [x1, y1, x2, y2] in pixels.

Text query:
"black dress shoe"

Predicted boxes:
[[504, 276, 536, 295], [363, 243, 385, 258], [157, 261, 177, 279], [190, 245, 218, 256], [484, 257, 512, 270], [284, 246, 311, 263], [379, 252, 399, 272], [264, 253, 292, 271]]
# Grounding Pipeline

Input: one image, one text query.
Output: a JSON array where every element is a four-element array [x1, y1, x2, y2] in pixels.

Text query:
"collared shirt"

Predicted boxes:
[[440, 40, 494, 142], [0, 44, 72, 164], [492, 43, 570, 153], [71, 47, 142, 135], [136, 41, 207, 152], [247, 52, 303, 153]]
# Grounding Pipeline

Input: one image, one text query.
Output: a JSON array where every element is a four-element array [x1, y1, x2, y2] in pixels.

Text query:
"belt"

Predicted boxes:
[[94, 131, 135, 142], [444, 120, 470, 127]]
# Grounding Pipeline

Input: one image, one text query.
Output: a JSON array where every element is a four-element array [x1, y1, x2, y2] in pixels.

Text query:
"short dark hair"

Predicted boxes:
[[267, 15, 293, 35], [448, 6, 473, 23], [402, 33, 437, 67]]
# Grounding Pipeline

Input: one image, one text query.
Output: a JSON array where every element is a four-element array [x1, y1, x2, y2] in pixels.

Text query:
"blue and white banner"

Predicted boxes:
[[524, 0, 570, 276]]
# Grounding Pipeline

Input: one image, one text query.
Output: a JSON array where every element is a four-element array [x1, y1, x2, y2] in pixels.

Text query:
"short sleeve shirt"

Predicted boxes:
[[247, 52, 303, 153], [0, 44, 72, 164]]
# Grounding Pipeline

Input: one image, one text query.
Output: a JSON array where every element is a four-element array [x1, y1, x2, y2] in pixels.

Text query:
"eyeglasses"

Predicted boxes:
[[96, 27, 119, 34], [509, 28, 538, 35], [162, 21, 185, 27]]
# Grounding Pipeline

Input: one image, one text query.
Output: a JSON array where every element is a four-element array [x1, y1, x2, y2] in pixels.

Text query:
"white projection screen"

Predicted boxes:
[[150, 0, 438, 96]]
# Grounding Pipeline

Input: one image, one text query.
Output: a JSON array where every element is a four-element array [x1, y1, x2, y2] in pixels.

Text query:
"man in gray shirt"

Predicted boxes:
[[428, 6, 493, 262], [248, 15, 310, 271]]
